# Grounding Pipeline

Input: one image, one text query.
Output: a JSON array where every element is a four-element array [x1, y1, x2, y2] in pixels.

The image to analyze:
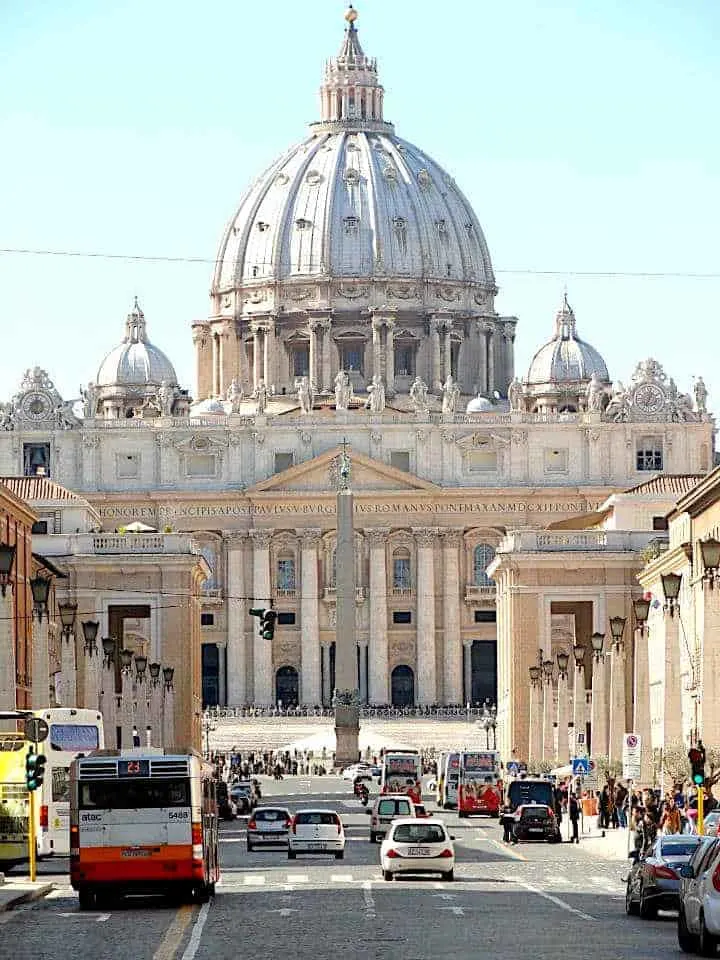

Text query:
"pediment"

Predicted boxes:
[[248, 447, 440, 494]]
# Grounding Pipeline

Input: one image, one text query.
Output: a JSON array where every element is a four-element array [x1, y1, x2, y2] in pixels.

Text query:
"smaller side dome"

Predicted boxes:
[[466, 394, 495, 413], [526, 295, 609, 387]]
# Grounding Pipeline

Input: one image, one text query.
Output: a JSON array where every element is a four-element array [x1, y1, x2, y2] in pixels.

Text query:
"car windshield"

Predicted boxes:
[[255, 810, 286, 821], [662, 840, 700, 857], [295, 812, 338, 825], [378, 800, 411, 815], [393, 824, 446, 844], [521, 807, 550, 819]]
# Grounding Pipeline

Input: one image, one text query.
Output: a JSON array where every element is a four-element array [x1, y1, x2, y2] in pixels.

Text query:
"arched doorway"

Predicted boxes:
[[275, 666, 299, 707], [391, 665, 415, 707]]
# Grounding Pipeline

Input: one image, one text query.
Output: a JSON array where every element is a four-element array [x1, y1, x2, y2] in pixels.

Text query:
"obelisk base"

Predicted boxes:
[[334, 702, 360, 768]]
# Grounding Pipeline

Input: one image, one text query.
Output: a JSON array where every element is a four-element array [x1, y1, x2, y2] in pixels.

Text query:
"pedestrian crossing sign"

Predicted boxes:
[[572, 757, 590, 776]]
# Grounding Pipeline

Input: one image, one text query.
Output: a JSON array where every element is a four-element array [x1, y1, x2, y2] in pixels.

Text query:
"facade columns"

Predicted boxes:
[[358, 643, 368, 704], [250, 530, 273, 705], [572, 656, 586, 756], [252, 327, 262, 392], [372, 319, 383, 382], [430, 320, 442, 393], [321, 321, 332, 392], [441, 530, 463, 705], [263, 322, 274, 389], [82, 638, 100, 713], [226, 534, 248, 707], [414, 528, 437, 705], [367, 528, 389, 705], [211, 333, 221, 397], [0, 593, 16, 712], [528, 673, 543, 768], [556, 664, 570, 764], [609, 636, 627, 764], [632, 626, 652, 783], [321, 643, 332, 706], [591, 652, 609, 759], [463, 642, 473, 706], [486, 329, 495, 394], [443, 323, 452, 381], [542, 667, 555, 762], [385, 321, 395, 396], [662, 611, 683, 745], [60, 630, 77, 708], [31, 613, 51, 709], [299, 529, 321, 705], [308, 323, 318, 392]]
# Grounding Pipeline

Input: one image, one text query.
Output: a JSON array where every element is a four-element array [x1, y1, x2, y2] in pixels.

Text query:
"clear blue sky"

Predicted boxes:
[[1, 0, 719, 409]]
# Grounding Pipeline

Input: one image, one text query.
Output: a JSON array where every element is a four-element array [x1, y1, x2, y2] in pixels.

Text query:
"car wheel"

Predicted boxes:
[[383, 870, 393, 882], [444, 870, 455, 882], [246, 843, 254, 852], [625, 882, 639, 916], [458, 811, 467, 819], [699, 913, 719, 957], [678, 904, 699, 953], [369, 832, 377, 843], [78, 888, 96, 911], [639, 884, 657, 920], [288, 850, 297, 860]]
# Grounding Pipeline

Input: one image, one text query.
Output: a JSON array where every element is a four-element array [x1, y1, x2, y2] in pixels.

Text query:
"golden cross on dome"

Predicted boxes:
[[345, 4, 358, 25]]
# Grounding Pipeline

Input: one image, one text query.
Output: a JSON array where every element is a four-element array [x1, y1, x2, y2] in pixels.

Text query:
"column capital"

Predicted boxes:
[[463, 639, 474, 649], [412, 527, 438, 547], [249, 529, 273, 548], [223, 531, 249, 548], [308, 315, 331, 332], [440, 528, 464, 547], [365, 527, 391, 546], [297, 527, 322, 547]]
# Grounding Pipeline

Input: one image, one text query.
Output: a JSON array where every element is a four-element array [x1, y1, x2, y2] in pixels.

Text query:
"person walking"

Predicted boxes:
[[500, 803, 514, 843], [568, 793, 580, 844]]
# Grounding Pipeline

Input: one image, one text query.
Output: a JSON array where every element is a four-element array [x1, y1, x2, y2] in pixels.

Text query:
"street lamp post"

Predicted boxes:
[[134, 654, 149, 745], [590, 631, 608, 758], [99, 638, 118, 748], [162, 667, 175, 749], [119, 648, 135, 749], [555, 650, 570, 764], [571, 643, 586, 758], [528, 665, 542, 769], [608, 616, 627, 765], [81, 620, 100, 712], [29, 576, 51, 709], [58, 600, 78, 707], [660, 572, 683, 745], [542, 659, 555, 762], [632, 597, 651, 783]]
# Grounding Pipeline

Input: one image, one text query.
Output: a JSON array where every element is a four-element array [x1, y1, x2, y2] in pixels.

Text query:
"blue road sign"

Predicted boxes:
[[572, 757, 590, 776], [506, 762, 521, 776]]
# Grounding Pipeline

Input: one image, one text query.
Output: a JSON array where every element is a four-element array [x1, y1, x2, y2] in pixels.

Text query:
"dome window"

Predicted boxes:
[[417, 169, 431, 188], [344, 216, 359, 234], [392, 217, 408, 255], [256, 221, 270, 232], [295, 218, 312, 231], [464, 222, 474, 237], [306, 170, 323, 186], [344, 168, 361, 185]]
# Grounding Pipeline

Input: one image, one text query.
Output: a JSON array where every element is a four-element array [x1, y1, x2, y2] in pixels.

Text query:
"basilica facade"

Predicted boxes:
[[0, 10, 713, 759]]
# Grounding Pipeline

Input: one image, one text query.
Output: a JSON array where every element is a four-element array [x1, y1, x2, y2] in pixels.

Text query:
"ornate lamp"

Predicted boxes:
[[149, 662, 161, 684], [58, 600, 78, 641], [632, 597, 651, 632], [572, 643, 585, 667], [609, 616, 627, 645], [556, 650, 570, 677], [134, 654, 148, 679], [0, 543, 16, 597], [119, 648, 134, 672], [661, 572, 682, 616], [591, 631, 605, 660], [529, 665, 541, 685], [81, 620, 99, 653], [699, 538, 720, 589], [102, 637, 116, 664], [542, 659, 554, 682], [29, 575, 51, 621], [162, 666, 175, 688]]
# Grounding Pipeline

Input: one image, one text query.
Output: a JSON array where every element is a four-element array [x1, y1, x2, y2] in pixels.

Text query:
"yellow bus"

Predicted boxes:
[[0, 732, 30, 866]]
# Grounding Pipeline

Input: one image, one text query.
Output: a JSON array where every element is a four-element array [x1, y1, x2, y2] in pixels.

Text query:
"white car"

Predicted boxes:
[[380, 817, 455, 881], [342, 763, 372, 781], [288, 809, 346, 860], [678, 836, 720, 953]]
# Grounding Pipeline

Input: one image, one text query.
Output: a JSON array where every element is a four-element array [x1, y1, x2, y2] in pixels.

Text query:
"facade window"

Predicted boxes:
[[31, 520, 49, 535], [466, 450, 497, 474], [393, 549, 412, 590], [344, 216, 359, 234], [394, 344, 415, 377], [292, 346, 310, 378], [201, 613, 215, 627], [23, 443, 50, 477], [274, 452, 294, 473], [277, 556, 296, 591], [185, 454, 216, 478], [474, 609, 497, 623], [636, 437, 663, 472], [390, 451, 411, 473], [277, 612, 296, 625], [652, 516, 669, 531], [116, 453, 140, 480], [473, 544, 496, 586], [339, 343, 363, 374], [393, 611, 412, 624], [543, 448, 569, 475]]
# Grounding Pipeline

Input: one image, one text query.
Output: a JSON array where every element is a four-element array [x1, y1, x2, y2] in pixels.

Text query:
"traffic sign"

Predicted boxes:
[[572, 757, 590, 776], [24, 717, 49, 743], [622, 733, 642, 780], [506, 761, 521, 776]]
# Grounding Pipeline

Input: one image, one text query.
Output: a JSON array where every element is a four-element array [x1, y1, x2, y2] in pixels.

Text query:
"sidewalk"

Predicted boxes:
[[0, 877, 55, 912], [562, 815, 633, 861]]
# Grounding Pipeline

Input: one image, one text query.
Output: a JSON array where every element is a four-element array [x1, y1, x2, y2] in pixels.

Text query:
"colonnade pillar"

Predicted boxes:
[[441, 530, 463, 705], [250, 531, 273, 705], [528, 673, 543, 768], [367, 528, 389, 705], [299, 529, 321, 705], [414, 528, 437, 704], [226, 534, 248, 707]]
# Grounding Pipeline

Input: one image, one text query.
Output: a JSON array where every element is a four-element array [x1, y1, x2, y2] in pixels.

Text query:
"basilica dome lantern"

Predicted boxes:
[[194, 6, 517, 405], [90, 299, 189, 420]]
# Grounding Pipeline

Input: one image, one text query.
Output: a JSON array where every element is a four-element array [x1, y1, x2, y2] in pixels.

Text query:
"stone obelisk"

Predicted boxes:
[[333, 444, 360, 767]]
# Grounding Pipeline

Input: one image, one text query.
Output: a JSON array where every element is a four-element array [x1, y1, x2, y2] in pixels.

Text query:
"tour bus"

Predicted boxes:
[[380, 750, 422, 804], [70, 749, 219, 909], [0, 731, 29, 866], [436, 752, 461, 810], [458, 750, 502, 817], [35, 708, 104, 856]]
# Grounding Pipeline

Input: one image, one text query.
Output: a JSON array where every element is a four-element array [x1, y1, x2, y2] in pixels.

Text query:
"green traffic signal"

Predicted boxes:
[[261, 609, 277, 640], [25, 750, 47, 792], [694, 773, 705, 785], [249, 608, 265, 618]]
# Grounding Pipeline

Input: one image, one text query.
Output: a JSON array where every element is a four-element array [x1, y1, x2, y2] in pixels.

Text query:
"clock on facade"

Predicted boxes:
[[22, 392, 52, 421], [633, 383, 665, 415]]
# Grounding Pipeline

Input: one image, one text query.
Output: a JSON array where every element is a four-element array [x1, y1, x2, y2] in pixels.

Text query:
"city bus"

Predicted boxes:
[[436, 752, 460, 810], [458, 750, 502, 818], [0, 731, 29, 866], [380, 750, 422, 804], [35, 708, 104, 856], [70, 749, 219, 909]]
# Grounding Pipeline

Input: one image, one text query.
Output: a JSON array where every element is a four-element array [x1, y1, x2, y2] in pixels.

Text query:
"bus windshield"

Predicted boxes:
[[80, 778, 190, 810]]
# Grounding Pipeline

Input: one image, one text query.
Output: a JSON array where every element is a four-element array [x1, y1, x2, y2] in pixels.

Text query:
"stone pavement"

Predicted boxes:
[[0, 876, 55, 912]]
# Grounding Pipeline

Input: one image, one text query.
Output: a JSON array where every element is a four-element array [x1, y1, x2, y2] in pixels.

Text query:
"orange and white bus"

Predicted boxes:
[[458, 750, 502, 818], [380, 750, 422, 804], [70, 749, 219, 909]]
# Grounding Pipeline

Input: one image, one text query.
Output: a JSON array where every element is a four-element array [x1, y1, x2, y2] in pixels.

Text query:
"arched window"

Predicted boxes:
[[276, 554, 296, 592], [473, 544, 496, 586], [393, 548, 412, 590]]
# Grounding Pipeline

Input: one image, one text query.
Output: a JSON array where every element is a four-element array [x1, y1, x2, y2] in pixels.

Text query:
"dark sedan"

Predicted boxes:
[[626, 834, 703, 918], [512, 803, 561, 843]]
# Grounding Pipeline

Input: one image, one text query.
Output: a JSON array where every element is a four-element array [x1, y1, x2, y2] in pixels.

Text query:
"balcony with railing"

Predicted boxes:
[[275, 588, 298, 601], [33, 532, 202, 558], [497, 530, 667, 555], [464, 583, 496, 602], [323, 586, 367, 602]]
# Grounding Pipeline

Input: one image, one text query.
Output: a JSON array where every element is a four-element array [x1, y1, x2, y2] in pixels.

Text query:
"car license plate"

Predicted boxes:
[[528, 828, 543, 833], [307, 842, 326, 851], [407, 847, 431, 856]]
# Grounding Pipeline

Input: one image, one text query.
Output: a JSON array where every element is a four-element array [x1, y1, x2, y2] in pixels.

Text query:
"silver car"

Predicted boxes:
[[678, 836, 720, 953], [247, 806, 291, 851]]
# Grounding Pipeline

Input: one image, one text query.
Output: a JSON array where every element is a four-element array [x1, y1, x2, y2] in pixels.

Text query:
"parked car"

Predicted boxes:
[[626, 834, 703, 918], [380, 817, 455, 881], [230, 780, 258, 814], [288, 809, 345, 860], [247, 806, 292, 851], [512, 803, 561, 843], [701, 811, 720, 836], [368, 794, 416, 843], [216, 781, 237, 821], [678, 836, 720, 953]]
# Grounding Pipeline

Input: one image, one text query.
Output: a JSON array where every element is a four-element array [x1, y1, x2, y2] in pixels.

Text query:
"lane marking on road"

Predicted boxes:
[[506, 878, 596, 922], [286, 874, 309, 883], [432, 893, 457, 900], [362, 879, 376, 920], [438, 905, 465, 916], [268, 908, 298, 917], [58, 912, 110, 922], [331, 874, 354, 883], [180, 900, 211, 960], [488, 837, 527, 861], [153, 905, 194, 960], [244, 875, 266, 885]]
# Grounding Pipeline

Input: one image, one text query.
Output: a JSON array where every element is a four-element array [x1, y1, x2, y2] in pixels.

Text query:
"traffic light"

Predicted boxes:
[[261, 609, 277, 641], [25, 748, 47, 792], [689, 743, 706, 786]]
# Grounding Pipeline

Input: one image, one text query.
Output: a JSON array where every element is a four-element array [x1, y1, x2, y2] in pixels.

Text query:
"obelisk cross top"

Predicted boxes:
[[338, 438, 351, 491]]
